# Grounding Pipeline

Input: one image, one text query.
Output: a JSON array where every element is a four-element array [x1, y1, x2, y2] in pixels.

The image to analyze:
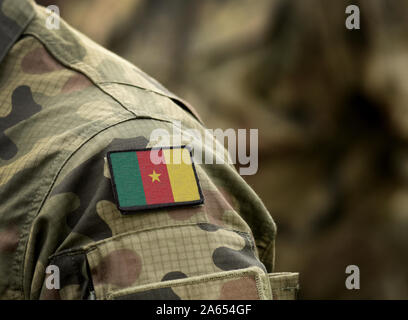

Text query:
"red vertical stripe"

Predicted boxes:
[[136, 150, 174, 205]]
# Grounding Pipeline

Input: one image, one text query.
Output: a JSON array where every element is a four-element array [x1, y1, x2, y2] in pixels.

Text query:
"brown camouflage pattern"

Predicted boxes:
[[0, 0, 297, 299]]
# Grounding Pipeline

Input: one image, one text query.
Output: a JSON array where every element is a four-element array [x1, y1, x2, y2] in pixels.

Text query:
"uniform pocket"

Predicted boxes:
[[44, 224, 295, 300], [83, 224, 269, 299], [107, 266, 272, 300]]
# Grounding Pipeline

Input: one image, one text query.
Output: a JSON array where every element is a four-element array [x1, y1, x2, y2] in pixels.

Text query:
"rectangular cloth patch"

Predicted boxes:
[[107, 146, 203, 213]]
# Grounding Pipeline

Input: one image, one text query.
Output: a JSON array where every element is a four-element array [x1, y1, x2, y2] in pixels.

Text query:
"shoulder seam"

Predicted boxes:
[[22, 3, 203, 123], [21, 34, 139, 119]]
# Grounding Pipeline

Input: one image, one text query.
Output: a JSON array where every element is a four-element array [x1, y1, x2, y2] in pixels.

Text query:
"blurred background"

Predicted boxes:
[[35, 0, 408, 299]]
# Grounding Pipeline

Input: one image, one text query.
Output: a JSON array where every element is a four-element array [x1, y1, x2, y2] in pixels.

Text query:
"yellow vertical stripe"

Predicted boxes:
[[164, 148, 200, 202]]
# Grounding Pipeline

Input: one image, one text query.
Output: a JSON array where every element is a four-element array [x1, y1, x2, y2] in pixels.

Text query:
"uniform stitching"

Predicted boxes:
[[49, 222, 256, 259], [107, 267, 266, 300]]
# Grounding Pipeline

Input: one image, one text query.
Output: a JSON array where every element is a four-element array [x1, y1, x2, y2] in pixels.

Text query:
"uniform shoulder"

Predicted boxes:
[[21, 2, 201, 122]]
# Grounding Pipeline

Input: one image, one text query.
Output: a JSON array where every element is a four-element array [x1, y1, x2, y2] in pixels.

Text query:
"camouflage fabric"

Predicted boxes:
[[0, 0, 298, 300]]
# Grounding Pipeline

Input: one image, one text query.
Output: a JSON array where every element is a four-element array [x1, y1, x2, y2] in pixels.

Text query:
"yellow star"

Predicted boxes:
[[148, 170, 161, 183]]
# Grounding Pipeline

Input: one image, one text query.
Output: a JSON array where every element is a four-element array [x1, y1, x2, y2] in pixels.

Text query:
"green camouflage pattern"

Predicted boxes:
[[0, 0, 297, 299]]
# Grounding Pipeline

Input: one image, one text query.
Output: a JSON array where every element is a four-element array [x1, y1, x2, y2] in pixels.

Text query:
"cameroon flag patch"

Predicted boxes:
[[107, 146, 204, 213]]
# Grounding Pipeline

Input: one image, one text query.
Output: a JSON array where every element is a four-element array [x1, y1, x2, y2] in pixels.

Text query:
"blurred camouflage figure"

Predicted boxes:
[[0, 0, 298, 299]]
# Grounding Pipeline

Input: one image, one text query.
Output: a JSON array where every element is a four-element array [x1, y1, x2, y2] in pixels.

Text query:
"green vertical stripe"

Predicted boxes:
[[110, 152, 146, 208]]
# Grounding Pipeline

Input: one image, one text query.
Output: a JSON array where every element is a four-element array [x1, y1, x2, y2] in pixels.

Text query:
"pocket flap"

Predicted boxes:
[[108, 267, 272, 300]]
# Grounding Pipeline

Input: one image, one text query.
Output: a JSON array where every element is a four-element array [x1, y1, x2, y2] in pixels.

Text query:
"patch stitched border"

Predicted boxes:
[[107, 146, 204, 214]]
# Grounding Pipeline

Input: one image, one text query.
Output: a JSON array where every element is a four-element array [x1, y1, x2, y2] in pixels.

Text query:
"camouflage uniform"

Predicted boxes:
[[0, 0, 298, 300]]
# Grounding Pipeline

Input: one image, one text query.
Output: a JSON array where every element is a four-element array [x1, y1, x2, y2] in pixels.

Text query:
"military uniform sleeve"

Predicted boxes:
[[0, 0, 298, 300], [28, 116, 292, 300]]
